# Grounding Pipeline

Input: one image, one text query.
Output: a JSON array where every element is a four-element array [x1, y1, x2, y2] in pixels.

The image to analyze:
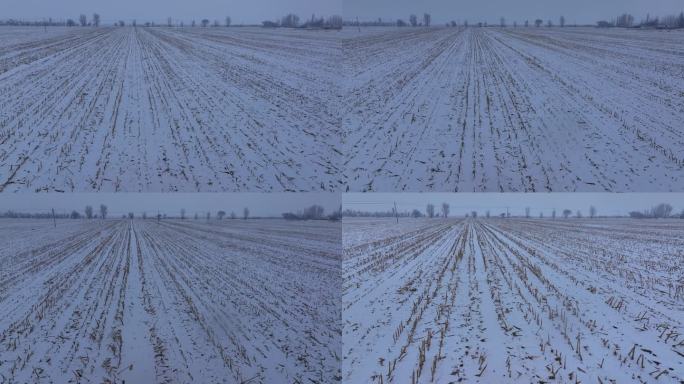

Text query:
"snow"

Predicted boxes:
[[343, 217, 684, 383], [0, 27, 342, 192], [1, 26, 682, 192], [342, 27, 684, 192], [0, 218, 341, 383]]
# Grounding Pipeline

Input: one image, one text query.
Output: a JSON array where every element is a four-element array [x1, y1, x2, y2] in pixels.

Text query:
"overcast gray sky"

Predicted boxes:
[[344, 0, 683, 24], [3, 0, 341, 24], [0, 193, 340, 218], [344, 193, 684, 217]]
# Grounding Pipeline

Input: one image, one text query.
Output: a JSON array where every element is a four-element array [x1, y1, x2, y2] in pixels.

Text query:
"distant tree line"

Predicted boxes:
[[342, 203, 684, 219], [0, 204, 350, 222], [261, 13, 343, 29], [282, 205, 341, 221], [629, 203, 682, 219], [342, 8, 684, 30], [1, 13, 100, 27], [597, 11, 684, 29], [343, 203, 451, 218], [347, 13, 432, 28], [1, 12, 344, 29], [0, 204, 109, 219]]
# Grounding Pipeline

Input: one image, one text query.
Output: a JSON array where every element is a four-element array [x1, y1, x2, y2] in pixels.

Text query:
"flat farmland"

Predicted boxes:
[[343, 218, 684, 383], [0, 218, 341, 383], [343, 27, 684, 192], [0, 27, 342, 192]]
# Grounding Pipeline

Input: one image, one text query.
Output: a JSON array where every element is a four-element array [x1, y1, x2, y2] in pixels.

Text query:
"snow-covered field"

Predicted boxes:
[[0, 26, 342, 192], [343, 217, 684, 383], [0, 218, 341, 383], [343, 27, 684, 192]]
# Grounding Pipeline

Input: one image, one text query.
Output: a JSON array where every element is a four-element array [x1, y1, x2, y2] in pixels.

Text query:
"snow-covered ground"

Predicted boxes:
[[0, 218, 341, 383], [0, 27, 342, 192], [343, 217, 684, 383], [342, 27, 684, 192], [2, 26, 682, 192]]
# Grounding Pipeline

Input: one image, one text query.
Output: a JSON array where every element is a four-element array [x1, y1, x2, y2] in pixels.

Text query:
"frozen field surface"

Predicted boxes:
[[343, 218, 684, 383], [0, 219, 341, 383], [0, 27, 342, 192], [343, 27, 684, 192]]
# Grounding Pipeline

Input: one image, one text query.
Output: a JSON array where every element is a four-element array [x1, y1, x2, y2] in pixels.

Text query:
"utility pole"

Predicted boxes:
[[356, 16, 360, 32], [52, 208, 56, 228], [393, 202, 399, 224], [506, 206, 510, 218]]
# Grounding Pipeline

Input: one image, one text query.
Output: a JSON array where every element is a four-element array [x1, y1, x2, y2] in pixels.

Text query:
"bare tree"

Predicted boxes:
[[525, 20, 529, 27], [243, 207, 250, 220], [79, 14, 87, 27], [194, 213, 198, 220], [409, 14, 418, 27], [85, 205, 93, 219], [71, 210, 81, 219], [191, 20, 195, 27], [411, 209, 423, 218], [100, 204, 108, 219], [225, 16, 231, 27], [326, 15, 343, 29], [560, 15, 565, 27], [589, 206, 597, 218], [500, 17, 506, 27], [281, 14, 300, 28], [143, 212, 147, 219], [525, 207, 531, 218], [93, 13, 100, 27], [486, 210, 490, 218], [329, 205, 343, 221], [201, 19, 209, 27], [650, 203, 673, 218], [576, 210, 582, 218], [534, 19, 543, 27], [423, 13, 431, 27], [180, 209, 186, 220], [441, 203, 450, 218], [426, 204, 435, 218], [206, 212, 211, 220], [230, 211, 236, 219], [562, 209, 571, 219], [552, 209, 556, 219], [66, 19, 77, 27], [167, 17, 173, 27], [217, 210, 226, 220], [302, 205, 325, 220], [616, 13, 634, 28], [128, 212, 134, 219]]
